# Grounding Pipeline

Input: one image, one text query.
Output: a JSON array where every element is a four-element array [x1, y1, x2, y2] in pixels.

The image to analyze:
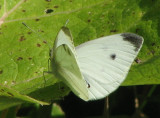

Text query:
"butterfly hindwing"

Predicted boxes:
[[51, 27, 89, 101]]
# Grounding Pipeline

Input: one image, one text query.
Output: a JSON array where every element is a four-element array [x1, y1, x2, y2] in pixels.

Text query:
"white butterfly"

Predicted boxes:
[[50, 27, 143, 101]]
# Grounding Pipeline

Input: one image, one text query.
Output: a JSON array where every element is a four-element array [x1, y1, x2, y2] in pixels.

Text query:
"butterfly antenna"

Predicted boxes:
[[22, 22, 51, 49], [22, 22, 52, 87], [64, 19, 69, 27]]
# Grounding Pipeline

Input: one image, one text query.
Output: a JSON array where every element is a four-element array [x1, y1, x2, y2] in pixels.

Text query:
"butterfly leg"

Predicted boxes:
[[48, 57, 51, 71], [43, 71, 52, 87], [42, 56, 52, 87]]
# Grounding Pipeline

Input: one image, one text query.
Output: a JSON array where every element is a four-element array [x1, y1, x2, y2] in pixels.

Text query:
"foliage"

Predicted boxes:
[[0, 0, 160, 111]]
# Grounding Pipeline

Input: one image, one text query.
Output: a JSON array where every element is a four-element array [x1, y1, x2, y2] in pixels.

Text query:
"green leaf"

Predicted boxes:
[[51, 103, 65, 117], [0, 0, 160, 110], [0, 85, 49, 110]]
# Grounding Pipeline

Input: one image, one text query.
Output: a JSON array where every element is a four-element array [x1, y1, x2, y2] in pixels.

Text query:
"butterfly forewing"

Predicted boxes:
[[76, 33, 143, 100]]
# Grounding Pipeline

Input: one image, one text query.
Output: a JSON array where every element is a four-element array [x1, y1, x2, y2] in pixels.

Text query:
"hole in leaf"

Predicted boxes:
[[22, 9, 26, 12], [28, 32, 32, 34], [45, 9, 54, 14], [37, 43, 41, 47], [54, 5, 59, 8], [35, 18, 40, 21], [45, 0, 51, 2], [19, 36, 26, 42], [17, 57, 23, 61], [28, 57, 32, 60], [38, 29, 44, 33], [0, 70, 3, 74], [88, 19, 91, 22], [43, 41, 47, 44], [110, 29, 118, 32]]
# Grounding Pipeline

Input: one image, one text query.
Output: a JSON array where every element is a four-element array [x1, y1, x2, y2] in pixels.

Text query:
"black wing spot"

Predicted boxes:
[[121, 33, 143, 51], [111, 54, 116, 60], [85, 80, 90, 88], [87, 83, 90, 88]]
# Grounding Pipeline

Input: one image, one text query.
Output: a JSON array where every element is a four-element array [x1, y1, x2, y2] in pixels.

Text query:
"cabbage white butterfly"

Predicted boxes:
[[50, 27, 143, 101]]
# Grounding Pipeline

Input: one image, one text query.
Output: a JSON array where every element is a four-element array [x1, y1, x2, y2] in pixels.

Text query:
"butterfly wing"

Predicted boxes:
[[51, 27, 89, 101], [76, 33, 143, 100]]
